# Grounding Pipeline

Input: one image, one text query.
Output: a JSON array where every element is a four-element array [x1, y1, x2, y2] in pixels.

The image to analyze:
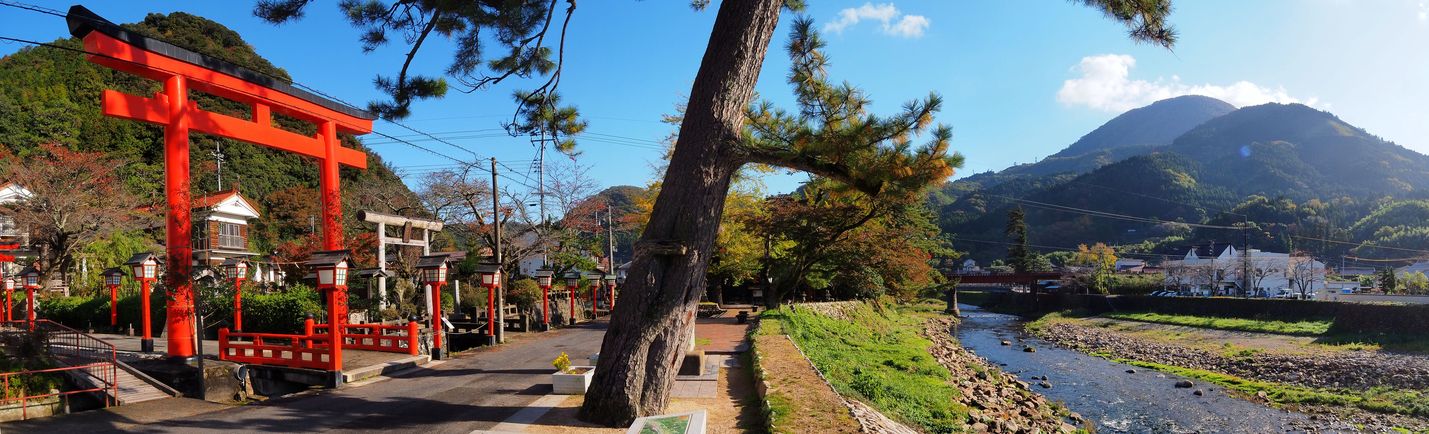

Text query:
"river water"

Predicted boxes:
[[954, 305, 1346, 433]]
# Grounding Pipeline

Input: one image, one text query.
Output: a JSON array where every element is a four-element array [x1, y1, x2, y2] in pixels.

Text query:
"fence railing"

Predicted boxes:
[[1, 319, 119, 420], [217, 326, 332, 371], [312, 321, 420, 356]]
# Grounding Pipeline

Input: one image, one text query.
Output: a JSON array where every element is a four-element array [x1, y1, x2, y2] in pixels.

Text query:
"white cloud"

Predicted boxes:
[[1056, 54, 1322, 112], [823, 3, 929, 38], [1418, 0, 1427, 22]]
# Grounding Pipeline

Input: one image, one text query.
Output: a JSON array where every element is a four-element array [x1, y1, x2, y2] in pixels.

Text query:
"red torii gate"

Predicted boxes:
[[0, 242, 16, 322], [66, 6, 373, 363]]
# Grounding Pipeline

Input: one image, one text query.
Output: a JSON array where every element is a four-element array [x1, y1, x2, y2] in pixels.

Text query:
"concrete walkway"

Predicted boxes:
[[4, 321, 610, 434]]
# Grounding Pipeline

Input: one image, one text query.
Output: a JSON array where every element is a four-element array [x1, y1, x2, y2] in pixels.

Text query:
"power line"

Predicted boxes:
[[948, 236, 1169, 259]]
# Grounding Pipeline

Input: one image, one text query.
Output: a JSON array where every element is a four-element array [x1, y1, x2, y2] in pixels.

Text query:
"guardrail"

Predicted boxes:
[[217, 319, 332, 371], [1, 319, 119, 420], [312, 321, 420, 356]]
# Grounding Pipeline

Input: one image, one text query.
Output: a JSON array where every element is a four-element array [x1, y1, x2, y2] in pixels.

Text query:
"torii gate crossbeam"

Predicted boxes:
[[67, 6, 374, 363]]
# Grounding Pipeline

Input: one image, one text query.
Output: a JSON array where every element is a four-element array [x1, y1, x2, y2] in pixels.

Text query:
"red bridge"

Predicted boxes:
[[945, 272, 1064, 285]]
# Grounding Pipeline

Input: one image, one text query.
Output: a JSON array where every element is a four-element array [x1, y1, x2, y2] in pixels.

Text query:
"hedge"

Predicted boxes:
[[34, 286, 323, 335]]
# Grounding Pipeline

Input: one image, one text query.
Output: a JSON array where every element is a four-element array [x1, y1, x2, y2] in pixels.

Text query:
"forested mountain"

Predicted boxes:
[[0, 12, 419, 256], [940, 97, 1429, 263], [948, 95, 1234, 192]]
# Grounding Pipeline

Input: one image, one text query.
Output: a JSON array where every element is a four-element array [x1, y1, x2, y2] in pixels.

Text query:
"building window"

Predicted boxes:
[[218, 222, 245, 249]]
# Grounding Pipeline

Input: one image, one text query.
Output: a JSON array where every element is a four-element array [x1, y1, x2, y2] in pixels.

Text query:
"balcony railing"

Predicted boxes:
[[216, 234, 245, 250]]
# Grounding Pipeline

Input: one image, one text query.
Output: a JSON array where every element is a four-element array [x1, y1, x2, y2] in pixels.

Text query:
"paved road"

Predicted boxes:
[[5, 321, 609, 434]]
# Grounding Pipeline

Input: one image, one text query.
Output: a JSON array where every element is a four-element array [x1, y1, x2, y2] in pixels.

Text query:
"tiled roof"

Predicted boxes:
[[192, 189, 240, 209]]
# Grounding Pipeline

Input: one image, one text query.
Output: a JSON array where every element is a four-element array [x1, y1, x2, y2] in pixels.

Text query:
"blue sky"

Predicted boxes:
[[3, 1, 1427, 196]]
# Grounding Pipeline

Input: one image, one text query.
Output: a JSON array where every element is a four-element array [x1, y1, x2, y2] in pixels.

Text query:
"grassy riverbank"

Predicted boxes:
[[1103, 311, 1332, 336], [760, 301, 966, 433]]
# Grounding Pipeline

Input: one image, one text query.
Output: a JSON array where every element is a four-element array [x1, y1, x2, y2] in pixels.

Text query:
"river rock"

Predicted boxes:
[[1001, 340, 1012, 346], [1038, 381, 1052, 389], [1023, 346, 1036, 353], [1126, 369, 1136, 374], [1193, 389, 1204, 396], [1175, 380, 1194, 388]]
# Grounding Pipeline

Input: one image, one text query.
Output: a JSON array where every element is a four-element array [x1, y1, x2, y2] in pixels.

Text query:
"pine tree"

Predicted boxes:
[[257, 0, 1178, 425], [1006, 206, 1032, 274]]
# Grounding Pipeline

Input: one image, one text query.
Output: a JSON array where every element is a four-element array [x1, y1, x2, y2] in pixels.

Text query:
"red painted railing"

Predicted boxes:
[[312, 321, 420, 356], [1, 320, 119, 419], [217, 321, 332, 371]]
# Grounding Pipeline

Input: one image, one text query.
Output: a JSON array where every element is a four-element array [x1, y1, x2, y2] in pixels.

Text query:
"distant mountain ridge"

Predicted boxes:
[[934, 96, 1429, 261]]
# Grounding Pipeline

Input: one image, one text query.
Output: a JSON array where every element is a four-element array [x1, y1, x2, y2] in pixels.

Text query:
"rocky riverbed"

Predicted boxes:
[[1034, 320, 1429, 390], [922, 318, 1083, 433], [1033, 318, 1429, 431]]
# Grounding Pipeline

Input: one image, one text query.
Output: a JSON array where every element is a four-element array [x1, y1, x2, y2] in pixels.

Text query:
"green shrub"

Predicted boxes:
[[239, 285, 323, 333], [508, 278, 541, 312], [37, 291, 166, 334]]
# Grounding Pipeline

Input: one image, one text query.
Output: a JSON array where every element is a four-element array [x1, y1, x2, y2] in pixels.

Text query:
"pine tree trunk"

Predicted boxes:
[[578, 0, 783, 426]]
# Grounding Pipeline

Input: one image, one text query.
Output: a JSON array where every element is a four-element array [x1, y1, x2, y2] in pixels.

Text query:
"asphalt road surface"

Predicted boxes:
[[5, 321, 609, 434]]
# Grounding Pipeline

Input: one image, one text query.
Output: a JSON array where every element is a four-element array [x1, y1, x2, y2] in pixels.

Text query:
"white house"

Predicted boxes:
[[1396, 261, 1429, 276], [0, 181, 32, 244], [1162, 246, 1326, 296], [1115, 258, 1146, 273], [190, 190, 262, 276], [0, 181, 32, 278]]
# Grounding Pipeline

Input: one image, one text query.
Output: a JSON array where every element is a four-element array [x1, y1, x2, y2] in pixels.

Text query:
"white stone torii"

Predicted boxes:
[[359, 211, 443, 309]]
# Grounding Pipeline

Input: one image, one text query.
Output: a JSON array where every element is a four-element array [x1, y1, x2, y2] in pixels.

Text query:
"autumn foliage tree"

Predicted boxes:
[[0, 144, 141, 286]]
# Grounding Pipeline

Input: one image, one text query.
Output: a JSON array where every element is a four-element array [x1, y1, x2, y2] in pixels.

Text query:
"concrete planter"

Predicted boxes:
[[552, 366, 594, 395], [0, 395, 62, 422]]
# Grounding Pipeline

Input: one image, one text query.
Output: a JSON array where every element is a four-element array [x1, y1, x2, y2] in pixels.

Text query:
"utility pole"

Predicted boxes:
[[606, 199, 616, 273], [491, 158, 505, 343], [211, 142, 225, 190], [1242, 216, 1252, 297], [537, 137, 548, 266]]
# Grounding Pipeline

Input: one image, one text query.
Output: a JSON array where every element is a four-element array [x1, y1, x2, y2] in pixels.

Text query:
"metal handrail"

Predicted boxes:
[[0, 319, 120, 419]]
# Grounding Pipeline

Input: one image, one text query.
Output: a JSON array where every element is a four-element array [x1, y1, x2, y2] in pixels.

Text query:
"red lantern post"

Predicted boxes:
[[101, 268, 124, 328], [125, 253, 160, 352], [418, 254, 451, 358], [2, 278, 11, 322], [605, 275, 619, 312], [308, 250, 351, 374], [588, 273, 602, 318], [563, 272, 580, 326], [19, 265, 41, 330], [223, 259, 249, 331], [476, 263, 502, 344], [534, 270, 554, 329]]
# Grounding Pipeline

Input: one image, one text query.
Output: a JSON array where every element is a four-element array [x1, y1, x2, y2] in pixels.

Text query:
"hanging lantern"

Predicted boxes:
[[475, 263, 502, 288], [222, 258, 249, 280], [417, 254, 451, 284], [563, 271, 581, 290], [307, 250, 352, 287], [124, 252, 160, 281], [101, 267, 125, 286], [19, 266, 41, 288], [534, 269, 554, 289]]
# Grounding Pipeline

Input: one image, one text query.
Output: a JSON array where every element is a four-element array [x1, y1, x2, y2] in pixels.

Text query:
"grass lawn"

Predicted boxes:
[[1104, 311, 1333, 336], [761, 301, 967, 433]]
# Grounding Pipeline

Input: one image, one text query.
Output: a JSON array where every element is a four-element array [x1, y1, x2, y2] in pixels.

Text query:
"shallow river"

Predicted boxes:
[[954, 305, 1344, 433]]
